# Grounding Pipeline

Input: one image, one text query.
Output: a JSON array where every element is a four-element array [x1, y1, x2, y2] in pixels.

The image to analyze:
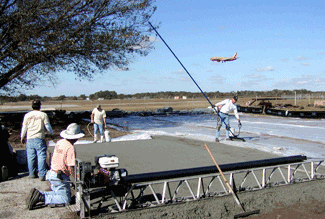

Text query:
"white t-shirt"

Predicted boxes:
[[21, 110, 51, 139], [215, 99, 239, 120], [92, 108, 106, 124]]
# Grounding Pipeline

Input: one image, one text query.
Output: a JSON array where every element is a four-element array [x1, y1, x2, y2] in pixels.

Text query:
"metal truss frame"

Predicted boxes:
[[75, 159, 324, 218]]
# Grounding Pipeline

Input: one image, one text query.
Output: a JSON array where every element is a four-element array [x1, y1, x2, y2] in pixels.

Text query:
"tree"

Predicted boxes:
[[57, 95, 66, 100], [89, 90, 117, 99], [27, 94, 41, 100], [16, 93, 27, 101], [79, 94, 86, 100], [42, 96, 51, 101], [0, 0, 158, 94]]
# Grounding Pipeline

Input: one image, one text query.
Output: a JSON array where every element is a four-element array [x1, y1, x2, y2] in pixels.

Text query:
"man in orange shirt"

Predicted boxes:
[[26, 123, 84, 210]]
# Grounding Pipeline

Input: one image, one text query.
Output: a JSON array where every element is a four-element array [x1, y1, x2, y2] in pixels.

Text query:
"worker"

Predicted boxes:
[[26, 123, 85, 210], [214, 96, 241, 142], [90, 104, 107, 143], [21, 100, 54, 181]]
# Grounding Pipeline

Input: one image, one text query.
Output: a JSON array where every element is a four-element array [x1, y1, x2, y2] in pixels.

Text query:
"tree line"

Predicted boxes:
[[1, 89, 324, 103]]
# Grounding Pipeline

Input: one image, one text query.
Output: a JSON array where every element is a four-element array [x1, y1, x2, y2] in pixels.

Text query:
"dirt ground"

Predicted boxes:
[[98, 180, 325, 219], [1, 96, 324, 113], [8, 119, 128, 150]]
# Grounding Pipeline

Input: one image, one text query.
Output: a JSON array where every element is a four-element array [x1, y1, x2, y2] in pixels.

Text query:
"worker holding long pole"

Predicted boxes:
[[215, 96, 241, 142]]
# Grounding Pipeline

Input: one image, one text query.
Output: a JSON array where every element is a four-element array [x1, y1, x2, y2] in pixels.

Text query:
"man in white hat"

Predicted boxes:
[[91, 104, 107, 143], [26, 123, 84, 210]]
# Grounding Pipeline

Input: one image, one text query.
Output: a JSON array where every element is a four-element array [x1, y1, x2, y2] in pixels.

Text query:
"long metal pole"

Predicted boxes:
[[148, 22, 231, 132]]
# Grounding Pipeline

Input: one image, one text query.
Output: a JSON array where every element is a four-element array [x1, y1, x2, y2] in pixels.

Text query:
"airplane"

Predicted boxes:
[[210, 52, 237, 63]]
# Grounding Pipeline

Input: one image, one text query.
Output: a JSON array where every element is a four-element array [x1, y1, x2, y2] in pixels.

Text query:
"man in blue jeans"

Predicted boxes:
[[91, 104, 107, 143], [21, 100, 54, 181], [215, 96, 241, 142], [26, 123, 85, 210]]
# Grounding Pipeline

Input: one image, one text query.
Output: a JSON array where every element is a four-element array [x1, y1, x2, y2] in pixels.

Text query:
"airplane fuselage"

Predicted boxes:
[[210, 52, 237, 63]]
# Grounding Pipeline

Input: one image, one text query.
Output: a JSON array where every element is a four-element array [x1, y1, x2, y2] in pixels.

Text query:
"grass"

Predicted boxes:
[[1, 96, 324, 112]]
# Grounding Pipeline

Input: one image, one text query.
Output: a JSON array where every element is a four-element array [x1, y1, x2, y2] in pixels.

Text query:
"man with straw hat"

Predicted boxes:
[[26, 123, 84, 210]]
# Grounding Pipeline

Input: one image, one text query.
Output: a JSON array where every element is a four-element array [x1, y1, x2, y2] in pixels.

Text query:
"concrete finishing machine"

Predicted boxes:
[[69, 154, 324, 218]]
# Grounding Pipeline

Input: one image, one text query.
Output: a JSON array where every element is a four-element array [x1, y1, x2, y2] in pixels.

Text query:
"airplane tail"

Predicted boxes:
[[233, 52, 237, 58]]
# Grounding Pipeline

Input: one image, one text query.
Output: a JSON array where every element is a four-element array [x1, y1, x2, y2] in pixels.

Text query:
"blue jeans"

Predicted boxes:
[[93, 123, 104, 136], [41, 170, 71, 205], [26, 138, 48, 178], [216, 113, 230, 139]]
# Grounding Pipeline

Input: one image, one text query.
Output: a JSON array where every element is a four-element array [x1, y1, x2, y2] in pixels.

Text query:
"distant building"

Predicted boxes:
[[182, 96, 187, 100], [98, 98, 104, 100], [174, 96, 179, 100]]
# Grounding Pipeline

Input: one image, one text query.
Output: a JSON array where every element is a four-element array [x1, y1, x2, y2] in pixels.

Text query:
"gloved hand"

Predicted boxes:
[[213, 107, 220, 113]]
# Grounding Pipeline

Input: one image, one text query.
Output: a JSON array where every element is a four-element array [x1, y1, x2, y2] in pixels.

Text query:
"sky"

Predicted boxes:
[[27, 0, 325, 97]]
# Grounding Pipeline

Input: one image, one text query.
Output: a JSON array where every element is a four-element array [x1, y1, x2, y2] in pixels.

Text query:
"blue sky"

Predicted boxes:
[[28, 0, 325, 97]]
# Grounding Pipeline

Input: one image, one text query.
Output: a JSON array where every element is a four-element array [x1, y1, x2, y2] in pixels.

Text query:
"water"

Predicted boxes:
[[105, 113, 325, 159]]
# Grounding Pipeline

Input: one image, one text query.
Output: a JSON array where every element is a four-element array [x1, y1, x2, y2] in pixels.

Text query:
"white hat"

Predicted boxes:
[[60, 123, 85, 139]]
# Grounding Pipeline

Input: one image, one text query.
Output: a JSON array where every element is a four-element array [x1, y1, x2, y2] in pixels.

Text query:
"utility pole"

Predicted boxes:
[[295, 91, 297, 106]]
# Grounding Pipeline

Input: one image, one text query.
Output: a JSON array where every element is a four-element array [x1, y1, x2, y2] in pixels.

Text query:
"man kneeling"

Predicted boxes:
[[26, 123, 84, 210]]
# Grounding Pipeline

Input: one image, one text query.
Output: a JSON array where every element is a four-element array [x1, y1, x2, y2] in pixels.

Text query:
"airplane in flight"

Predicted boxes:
[[210, 52, 237, 63]]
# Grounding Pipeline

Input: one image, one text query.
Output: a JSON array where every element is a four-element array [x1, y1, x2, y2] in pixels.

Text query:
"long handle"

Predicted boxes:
[[204, 143, 246, 212], [148, 21, 234, 135]]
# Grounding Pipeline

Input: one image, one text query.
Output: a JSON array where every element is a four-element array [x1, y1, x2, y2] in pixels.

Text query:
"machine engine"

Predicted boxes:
[[94, 154, 128, 186], [76, 155, 127, 188]]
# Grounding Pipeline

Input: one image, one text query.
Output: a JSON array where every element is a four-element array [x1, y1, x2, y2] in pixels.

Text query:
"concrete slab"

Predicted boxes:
[[49, 136, 280, 175]]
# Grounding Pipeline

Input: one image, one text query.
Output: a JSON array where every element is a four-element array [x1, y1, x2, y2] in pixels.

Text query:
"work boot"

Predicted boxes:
[[26, 188, 44, 210], [93, 133, 99, 143], [100, 135, 104, 143], [26, 188, 37, 207]]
